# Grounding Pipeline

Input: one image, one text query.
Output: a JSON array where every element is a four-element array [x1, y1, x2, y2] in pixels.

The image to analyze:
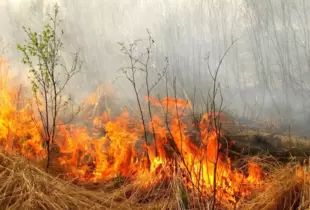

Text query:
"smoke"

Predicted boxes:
[[1, 0, 310, 131]]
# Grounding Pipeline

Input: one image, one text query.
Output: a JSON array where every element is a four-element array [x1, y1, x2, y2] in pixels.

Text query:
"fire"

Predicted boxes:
[[0, 58, 264, 206], [0, 58, 45, 159]]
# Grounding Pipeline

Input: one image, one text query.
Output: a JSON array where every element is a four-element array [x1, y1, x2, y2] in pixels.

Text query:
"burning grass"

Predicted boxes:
[[0, 150, 309, 210], [1, 57, 310, 209], [0, 149, 182, 210]]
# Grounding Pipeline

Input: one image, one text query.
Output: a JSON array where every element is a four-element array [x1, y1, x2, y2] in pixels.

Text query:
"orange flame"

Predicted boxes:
[[0, 58, 46, 159], [0, 58, 263, 205]]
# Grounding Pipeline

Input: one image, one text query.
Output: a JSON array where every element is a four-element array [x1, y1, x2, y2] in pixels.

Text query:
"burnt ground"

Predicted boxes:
[[220, 116, 310, 163]]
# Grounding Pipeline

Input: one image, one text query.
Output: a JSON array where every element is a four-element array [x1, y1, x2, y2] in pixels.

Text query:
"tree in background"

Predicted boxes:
[[17, 4, 82, 170]]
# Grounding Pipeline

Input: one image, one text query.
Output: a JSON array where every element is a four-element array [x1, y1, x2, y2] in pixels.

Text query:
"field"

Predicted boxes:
[[1, 56, 310, 210]]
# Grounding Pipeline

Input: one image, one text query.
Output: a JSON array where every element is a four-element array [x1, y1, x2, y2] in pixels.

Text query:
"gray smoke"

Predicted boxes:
[[1, 0, 310, 134]]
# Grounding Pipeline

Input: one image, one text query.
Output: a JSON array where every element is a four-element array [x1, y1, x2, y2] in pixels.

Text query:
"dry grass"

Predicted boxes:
[[241, 162, 310, 210], [0, 150, 182, 210], [0, 151, 110, 210], [0, 148, 309, 210]]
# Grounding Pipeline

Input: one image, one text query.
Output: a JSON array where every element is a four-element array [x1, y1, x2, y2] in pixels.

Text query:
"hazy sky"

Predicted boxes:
[[1, 0, 310, 127]]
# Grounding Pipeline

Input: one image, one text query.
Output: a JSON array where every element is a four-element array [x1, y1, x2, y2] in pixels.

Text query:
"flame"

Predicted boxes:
[[0, 58, 264, 206], [0, 58, 46, 159]]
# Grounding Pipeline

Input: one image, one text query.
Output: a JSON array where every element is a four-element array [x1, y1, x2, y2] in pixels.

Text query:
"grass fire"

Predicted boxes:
[[1, 1, 310, 210]]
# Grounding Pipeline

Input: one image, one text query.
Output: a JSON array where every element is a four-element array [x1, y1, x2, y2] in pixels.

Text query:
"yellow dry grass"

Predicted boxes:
[[0, 149, 309, 210], [0, 152, 109, 210], [0, 150, 182, 210], [241, 163, 310, 210]]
